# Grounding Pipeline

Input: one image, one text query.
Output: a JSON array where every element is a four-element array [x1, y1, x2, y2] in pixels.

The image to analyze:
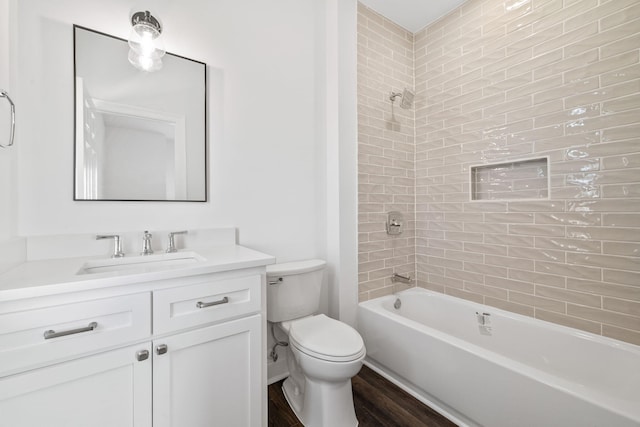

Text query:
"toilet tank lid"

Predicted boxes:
[[266, 259, 326, 276]]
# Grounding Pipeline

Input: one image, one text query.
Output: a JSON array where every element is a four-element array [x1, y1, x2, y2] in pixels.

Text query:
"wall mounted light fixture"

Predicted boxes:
[[128, 10, 165, 72]]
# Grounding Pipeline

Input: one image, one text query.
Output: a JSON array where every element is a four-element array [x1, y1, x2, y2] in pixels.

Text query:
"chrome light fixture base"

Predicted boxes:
[[131, 11, 162, 35], [128, 10, 165, 72]]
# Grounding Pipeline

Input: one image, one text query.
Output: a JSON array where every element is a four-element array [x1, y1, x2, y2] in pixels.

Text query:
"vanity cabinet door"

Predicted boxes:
[[153, 314, 262, 427], [0, 342, 152, 427]]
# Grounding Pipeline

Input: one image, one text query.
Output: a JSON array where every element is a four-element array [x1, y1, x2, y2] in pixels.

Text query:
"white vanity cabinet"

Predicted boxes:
[[152, 273, 264, 427], [0, 292, 153, 427], [0, 342, 153, 427], [0, 264, 268, 427]]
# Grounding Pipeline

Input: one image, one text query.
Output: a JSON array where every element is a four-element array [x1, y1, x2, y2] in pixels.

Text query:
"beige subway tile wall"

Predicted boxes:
[[358, 0, 640, 346], [358, 4, 416, 301], [416, 0, 640, 346]]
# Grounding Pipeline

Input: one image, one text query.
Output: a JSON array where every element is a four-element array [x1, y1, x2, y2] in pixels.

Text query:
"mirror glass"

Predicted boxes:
[[74, 25, 207, 201]]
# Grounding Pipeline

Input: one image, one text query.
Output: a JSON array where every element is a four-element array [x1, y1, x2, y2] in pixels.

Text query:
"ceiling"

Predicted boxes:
[[359, 0, 469, 33]]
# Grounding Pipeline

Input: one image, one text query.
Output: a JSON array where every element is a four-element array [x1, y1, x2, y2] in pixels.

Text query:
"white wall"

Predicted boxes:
[[0, 0, 13, 241], [10, 0, 359, 326], [13, 0, 324, 262], [0, 0, 25, 273], [101, 126, 169, 200], [322, 0, 359, 325]]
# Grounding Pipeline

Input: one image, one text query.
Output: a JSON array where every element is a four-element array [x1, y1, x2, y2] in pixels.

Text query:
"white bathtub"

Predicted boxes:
[[358, 288, 640, 427]]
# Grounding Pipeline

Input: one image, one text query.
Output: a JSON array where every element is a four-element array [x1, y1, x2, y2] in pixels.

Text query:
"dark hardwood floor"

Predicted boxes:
[[268, 365, 457, 427]]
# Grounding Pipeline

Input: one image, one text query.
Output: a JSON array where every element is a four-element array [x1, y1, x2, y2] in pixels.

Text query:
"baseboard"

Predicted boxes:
[[267, 354, 289, 385]]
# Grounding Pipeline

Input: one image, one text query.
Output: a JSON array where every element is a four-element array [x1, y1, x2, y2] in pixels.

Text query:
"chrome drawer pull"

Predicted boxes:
[[136, 349, 150, 362], [44, 321, 98, 340], [196, 296, 229, 309]]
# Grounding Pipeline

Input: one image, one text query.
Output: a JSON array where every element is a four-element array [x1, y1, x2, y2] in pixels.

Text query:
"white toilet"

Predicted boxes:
[[267, 259, 366, 427]]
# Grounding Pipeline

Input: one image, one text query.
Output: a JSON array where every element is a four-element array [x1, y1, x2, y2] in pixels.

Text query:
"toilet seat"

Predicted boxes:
[[288, 314, 365, 363]]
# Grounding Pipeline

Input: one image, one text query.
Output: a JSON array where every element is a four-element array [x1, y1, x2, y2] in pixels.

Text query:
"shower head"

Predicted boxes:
[[400, 88, 414, 109], [389, 88, 414, 109]]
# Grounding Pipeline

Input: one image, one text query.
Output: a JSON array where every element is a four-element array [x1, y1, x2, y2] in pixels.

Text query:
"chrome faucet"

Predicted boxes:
[[391, 273, 413, 284], [141, 230, 154, 255], [96, 234, 124, 258], [166, 230, 188, 253]]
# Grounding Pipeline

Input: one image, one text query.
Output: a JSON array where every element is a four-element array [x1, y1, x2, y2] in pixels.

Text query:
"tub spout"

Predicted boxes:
[[392, 273, 413, 284]]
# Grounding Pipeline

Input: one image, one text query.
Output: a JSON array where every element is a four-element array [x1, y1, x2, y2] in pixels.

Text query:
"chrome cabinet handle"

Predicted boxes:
[[44, 321, 98, 340], [156, 344, 168, 355], [196, 296, 229, 309], [136, 349, 149, 361], [0, 90, 15, 149]]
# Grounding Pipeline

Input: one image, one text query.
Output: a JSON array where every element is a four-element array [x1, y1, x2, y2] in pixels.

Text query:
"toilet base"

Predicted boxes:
[[282, 376, 358, 427], [282, 377, 304, 419]]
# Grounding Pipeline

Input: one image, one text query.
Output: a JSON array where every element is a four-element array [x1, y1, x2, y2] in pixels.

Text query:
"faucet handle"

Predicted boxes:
[[96, 234, 125, 258], [141, 230, 154, 255], [166, 230, 188, 253]]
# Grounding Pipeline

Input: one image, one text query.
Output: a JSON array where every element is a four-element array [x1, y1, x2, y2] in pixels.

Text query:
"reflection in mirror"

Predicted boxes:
[[74, 25, 207, 201]]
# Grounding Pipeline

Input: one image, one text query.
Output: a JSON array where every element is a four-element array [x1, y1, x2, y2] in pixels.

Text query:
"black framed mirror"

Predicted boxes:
[[73, 25, 207, 201]]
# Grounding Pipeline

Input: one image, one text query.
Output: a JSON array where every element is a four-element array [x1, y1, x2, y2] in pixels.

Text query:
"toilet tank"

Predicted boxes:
[[266, 259, 326, 323]]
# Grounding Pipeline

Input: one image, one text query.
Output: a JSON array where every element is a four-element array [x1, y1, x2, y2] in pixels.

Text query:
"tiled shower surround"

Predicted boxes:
[[358, 0, 640, 346], [358, 7, 416, 300]]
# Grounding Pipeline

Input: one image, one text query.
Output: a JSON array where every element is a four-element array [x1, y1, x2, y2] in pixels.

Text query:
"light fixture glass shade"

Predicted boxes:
[[128, 10, 165, 72], [128, 49, 163, 72]]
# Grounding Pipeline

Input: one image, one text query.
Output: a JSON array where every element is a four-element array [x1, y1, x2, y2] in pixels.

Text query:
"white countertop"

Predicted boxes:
[[0, 245, 275, 302]]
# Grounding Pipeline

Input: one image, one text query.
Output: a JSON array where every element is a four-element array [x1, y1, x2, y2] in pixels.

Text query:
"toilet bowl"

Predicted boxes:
[[266, 260, 366, 427], [278, 314, 365, 427]]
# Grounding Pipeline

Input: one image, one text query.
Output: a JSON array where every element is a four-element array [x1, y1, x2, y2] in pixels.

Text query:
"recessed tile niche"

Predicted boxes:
[[471, 158, 549, 201]]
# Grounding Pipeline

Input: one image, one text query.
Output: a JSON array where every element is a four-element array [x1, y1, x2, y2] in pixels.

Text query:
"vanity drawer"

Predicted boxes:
[[0, 292, 151, 376], [153, 274, 262, 334]]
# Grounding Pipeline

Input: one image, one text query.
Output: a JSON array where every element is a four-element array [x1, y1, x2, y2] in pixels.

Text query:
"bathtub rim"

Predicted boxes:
[[358, 287, 640, 424], [360, 287, 640, 355]]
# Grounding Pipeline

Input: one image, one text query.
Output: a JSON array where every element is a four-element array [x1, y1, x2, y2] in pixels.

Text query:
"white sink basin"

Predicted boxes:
[[77, 251, 205, 275]]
